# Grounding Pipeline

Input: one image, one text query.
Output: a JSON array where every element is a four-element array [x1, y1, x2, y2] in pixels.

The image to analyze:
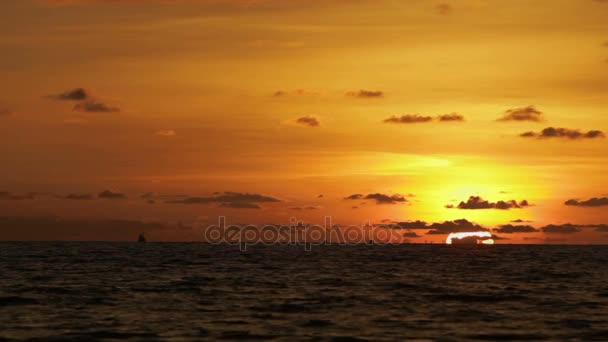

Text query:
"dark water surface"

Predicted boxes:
[[1, 243, 608, 341]]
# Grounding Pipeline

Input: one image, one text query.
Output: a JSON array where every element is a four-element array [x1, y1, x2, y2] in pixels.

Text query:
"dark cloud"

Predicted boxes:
[[394, 220, 429, 229], [167, 192, 281, 209], [498, 106, 543, 122], [288, 206, 319, 210], [0, 108, 12, 116], [295, 116, 320, 127], [426, 219, 487, 235], [438, 113, 464, 122], [403, 231, 421, 238], [436, 3, 452, 15], [98, 190, 127, 199], [65, 193, 94, 200], [73, 101, 120, 113], [317, 194, 324, 198], [384, 114, 433, 124], [346, 89, 384, 98], [344, 193, 407, 204], [520, 127, 605, 140], [493, 224, 538, 233], [565, 197, 608, 207], [540, 224, 581, 234], [0, 191, 35, 200], [273, 89, 318, 97], [52, 88, 89, 101], [221, 202, 261, 209], [447, 196, 530, 210], [511, 219, 532, 223]]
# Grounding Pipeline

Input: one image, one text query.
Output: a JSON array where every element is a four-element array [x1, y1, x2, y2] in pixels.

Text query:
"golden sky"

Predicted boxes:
[[1, 0, 607, 243]]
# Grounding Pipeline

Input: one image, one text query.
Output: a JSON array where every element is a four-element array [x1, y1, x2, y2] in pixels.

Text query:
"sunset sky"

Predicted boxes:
[[1, 0, 607, 243]]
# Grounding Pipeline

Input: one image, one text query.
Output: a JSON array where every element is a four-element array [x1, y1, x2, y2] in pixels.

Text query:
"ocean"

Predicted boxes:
[[1, 242, 607, 341]]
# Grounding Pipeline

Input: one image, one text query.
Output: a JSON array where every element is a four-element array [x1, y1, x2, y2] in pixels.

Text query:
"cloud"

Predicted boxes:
[[511, 219, 532, 223], [295, 116, 320, 127], [344, 193, 407, 204], [491, 234, 509, 241], [394, 220, 429, 229], [520, 127, 605, 140], [0, 108, 12, 116], [438, 113, 464, 122], [220, 202, 261, 209], [498, 106, 544, 122], [0, 191, 35, 200], [167, 192, 281, 209], [493, 224, 538, 233], [273, 89, 318, 97], [565, 197, 608, 207], [447, 196, 530, 210], [540, 224, 581, 234], [73, 101, 120, 113], [98, 190, 127, 199], [156, 129, 177, 137], [384, 114, 463, 124], [65, 193, 94, 200], [403, 231, 421, 238], [51, 88, 89, 101], [436, 3, 452, 15], [40, 0, 355, 9], [288, 206, 320, 210], [427, 219, 487, 235], [383, 114, 433, 124], [346, 90, 384, 98]]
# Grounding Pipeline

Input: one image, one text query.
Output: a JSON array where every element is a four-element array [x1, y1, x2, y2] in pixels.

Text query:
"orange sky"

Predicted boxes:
[[1, 0, 607, 243]]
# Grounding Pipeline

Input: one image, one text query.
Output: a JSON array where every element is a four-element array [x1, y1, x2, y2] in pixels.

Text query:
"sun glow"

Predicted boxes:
[[446, 231, 494, 245]]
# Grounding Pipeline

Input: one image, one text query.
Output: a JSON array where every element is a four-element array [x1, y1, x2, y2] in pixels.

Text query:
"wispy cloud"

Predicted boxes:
[[50, 88, 89, 101], [167, 192, 281, 209], [383, 114, 433, 124], [74, 101, 120, 113], [65, 193, 94, 200], [295, 116, 320, 127], [156, 129, 177, 137], [346, 89, 384, 98], [0, 191, 36, 200], [498, 106, 544, 122], [436, 3, 452, 15], [98, 190, 127, 199]]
